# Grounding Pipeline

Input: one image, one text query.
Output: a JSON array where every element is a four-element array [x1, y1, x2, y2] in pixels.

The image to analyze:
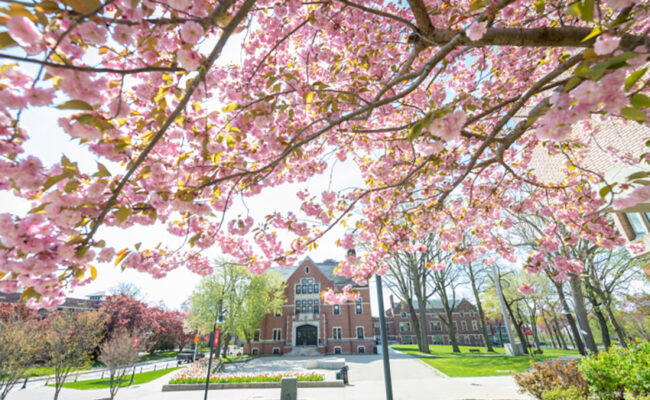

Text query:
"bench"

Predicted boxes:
[[533, 349, 544, 355], [469, 348, 481, 353]]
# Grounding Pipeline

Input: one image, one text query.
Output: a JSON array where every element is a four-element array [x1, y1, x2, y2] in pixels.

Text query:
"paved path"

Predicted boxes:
[[7, 349, 532, 400]]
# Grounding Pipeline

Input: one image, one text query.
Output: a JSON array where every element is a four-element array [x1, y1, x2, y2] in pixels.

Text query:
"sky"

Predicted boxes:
[[0, 29, 403, 315]]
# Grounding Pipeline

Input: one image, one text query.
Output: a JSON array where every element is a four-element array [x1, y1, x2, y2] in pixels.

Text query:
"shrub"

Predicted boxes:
[[514, 359, 588, 400], [541, 386, 587, 400], [580, 342, 650, 400]]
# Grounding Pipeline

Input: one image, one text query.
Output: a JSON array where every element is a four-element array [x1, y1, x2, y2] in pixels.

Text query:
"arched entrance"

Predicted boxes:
[[296, 325, 317, 346]]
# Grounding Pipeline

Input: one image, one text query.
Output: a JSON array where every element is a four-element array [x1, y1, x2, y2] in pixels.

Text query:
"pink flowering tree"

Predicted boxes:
[[0, 0, 648, 305]]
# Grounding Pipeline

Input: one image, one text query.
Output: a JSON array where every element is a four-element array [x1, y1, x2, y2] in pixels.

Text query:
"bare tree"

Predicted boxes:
[[43, 311, 106, 400], [99, 329, 142, 400], [111, 282, 145, 301], [383, 236, 442, 353], [461, 255, 495, 352], [430, 263, 462, 353]]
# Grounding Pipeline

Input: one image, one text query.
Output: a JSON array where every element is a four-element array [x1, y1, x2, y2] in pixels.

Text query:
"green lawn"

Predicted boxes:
[[52, 367, 179, 390], [391, 345, 580, 377], [138, 351, 179, 362]]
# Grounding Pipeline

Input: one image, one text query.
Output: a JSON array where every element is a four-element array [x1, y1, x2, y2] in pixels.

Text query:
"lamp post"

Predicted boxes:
[[203, 309, 224, 400], [375, 274, 393, 400]]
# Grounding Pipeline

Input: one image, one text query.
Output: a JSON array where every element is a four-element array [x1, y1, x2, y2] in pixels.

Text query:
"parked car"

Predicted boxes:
[[176, 351, 204, 365]]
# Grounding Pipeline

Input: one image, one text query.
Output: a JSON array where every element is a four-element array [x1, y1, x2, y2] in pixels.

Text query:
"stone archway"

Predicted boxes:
[[296, 324, 317, 346]]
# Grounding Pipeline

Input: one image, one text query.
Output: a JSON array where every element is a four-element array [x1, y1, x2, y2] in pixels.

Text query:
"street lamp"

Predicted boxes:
[[375, 274, 393, 400], [203, 312, 224, 400]]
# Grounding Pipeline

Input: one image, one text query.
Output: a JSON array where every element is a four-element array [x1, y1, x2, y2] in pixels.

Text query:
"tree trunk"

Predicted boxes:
[[552, 314, 568, 350], [406, 300, 425, 352], [541, 313, 557, 348], [444, 310, 460, 353], [593, 304, 612, 349], [417, 302, 430, 353], [468, 272, 495, 352], [554, 282, 586, 355], [505, 301, 529, 352], [569, 276, 598, 353], [603, 303, 628, 348]]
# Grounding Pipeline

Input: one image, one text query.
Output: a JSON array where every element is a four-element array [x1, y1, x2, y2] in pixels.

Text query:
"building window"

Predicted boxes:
[[273, 347, 280, 354], [357, 326, 364, 339], [306, 266, 309, 274], [252, 348, 259, 355], [253, 330, 260, 342], [334, 347, 342, 354], [432, 335, 443, 345], [273, 328, 282, 341], [296, 285, 301, 294], [333, 304, 340, 315], [401, 335, 412, 344], [355, 299, 362, 315], [454, 321, 458, 331], [307, 284, 313, 294], [275, 309, 282, 317], [461, 321, 467, 332], [302, 284, 307, 293], [459, 311, 464, 318], [314, 283, 319, 293], [401, 312, 407, 319], [295, 301, 300, 315], [357, 346, 365, 353], [302, 300, 307, 313], [430, 321, 442, 332], [400, 322, 411, 332], [313, 302, 319, 314], [333, 327, 342, 340], [626, 213, 648, 238], [472, 321, 478, 331]]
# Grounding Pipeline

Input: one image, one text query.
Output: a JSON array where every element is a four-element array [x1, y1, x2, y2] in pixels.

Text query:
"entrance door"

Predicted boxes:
[[296, 325, 317, 346]]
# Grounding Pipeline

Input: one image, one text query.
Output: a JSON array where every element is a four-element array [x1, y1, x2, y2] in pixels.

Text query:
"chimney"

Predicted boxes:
[[389, 294, 395, 309]]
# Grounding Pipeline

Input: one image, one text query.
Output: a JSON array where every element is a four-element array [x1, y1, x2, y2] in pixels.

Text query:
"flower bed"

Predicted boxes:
[[168, 364, 324, 385]]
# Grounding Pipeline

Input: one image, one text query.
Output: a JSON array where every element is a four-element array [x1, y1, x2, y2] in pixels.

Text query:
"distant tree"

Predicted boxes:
[[110, 282, 145, 301], [238, 271, 286, 355], [99, 329, 141, 400], [618, 292, 650, 342], [0, 303, 37, 322], [430, 263, 462, 353], [0, 318, 42, 400], [461, 258, 495, 352], [101, 294, 159, 350], [148, 309, 189, 353], [43, 311, 106, 400]]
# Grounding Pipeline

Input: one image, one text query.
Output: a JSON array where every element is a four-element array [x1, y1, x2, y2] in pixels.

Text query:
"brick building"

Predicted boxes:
[[384, 296, 486, 346], [244, 257, 375, 355]]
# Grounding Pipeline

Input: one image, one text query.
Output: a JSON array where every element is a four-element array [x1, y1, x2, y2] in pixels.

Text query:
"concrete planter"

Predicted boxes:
[[162, 380, 344, 391]]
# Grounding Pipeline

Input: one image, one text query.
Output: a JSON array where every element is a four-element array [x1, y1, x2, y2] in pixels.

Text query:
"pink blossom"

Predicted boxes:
[[594, 35, 621, 55], [25, 87, 55, 107], [416, 140, 445, 156], [7, 16, 42, 47], [518, 283, 535, 296], [180, 22, 204, 44], [177, 49, 201, 70], [613, 185, 650, 210], [112, 25, 134, 46], [466, 22, 487, 42], [167, 0, 192, 10], [572, 80, 601, 105], [77, 22, 107, 45], [606, 0, 635, 9]]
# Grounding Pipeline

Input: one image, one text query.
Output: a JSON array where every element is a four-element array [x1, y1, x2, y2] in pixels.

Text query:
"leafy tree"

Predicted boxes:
[[0, 0, 647, 308], [0, 318, 42, 400], [43, 311, 106, 400], [99, 329, 141, 400], [148, 309, 190, 352], [101, 294, 159, 351]]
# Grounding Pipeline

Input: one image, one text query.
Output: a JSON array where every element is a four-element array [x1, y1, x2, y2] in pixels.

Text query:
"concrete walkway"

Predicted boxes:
[[7, 348, 532, 400]]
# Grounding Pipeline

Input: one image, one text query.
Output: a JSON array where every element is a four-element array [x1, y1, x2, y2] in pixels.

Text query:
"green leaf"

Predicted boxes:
[[305, 91, 315, 104], [621, 107, 646, 122], [114, 248, 130, 266], [222, 103, 239, 112], [630, 94, 650, 109], [564, 76, 582, 92], [113, 206, 131, 223], [599, 185, 612, 199], [57, 99, 93, 111], [580, 0, 594, 22], [0, 32, 18, 50], [625, 67, 647, 91], [42, 172, 71, 191], [627, 171, 650, 180], [582, 26, 601, 42], [93, 162, 111, 177], [587, 52, 637, 80], [535, 0, 545, 13], [75, 245, 89, 258], [409, 121, 424, 141]]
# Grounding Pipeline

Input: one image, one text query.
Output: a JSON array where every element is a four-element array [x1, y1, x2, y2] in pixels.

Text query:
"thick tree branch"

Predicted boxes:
[[0, 53, 183, 74]]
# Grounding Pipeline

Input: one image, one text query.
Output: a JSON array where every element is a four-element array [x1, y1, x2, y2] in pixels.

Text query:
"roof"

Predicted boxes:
[[0, 292, 103, 310], [395, 298, 464, 310], [266, 257, 364, 287]]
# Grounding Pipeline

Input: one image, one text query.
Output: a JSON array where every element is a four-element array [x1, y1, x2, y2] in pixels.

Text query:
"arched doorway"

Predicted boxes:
[[296, 325, 317, 346]]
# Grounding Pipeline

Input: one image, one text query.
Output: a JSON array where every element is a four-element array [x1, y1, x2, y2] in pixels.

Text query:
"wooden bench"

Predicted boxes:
[[469, 348, 481, 353], [533, 349, 544, 355]]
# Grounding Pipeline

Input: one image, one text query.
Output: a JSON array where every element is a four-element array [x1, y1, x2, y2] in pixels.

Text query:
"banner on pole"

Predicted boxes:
[[214, 327, 220, 347]]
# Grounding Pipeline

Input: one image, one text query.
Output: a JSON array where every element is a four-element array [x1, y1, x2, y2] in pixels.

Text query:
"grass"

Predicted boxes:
[[51, 367, 180, 390], [391, 345, 580, 377], [138, 351, 179, 362], [221, 355, 252, 362]]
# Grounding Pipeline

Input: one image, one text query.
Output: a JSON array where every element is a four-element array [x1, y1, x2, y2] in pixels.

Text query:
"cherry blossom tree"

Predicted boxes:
[[0, 0, 648, 306]]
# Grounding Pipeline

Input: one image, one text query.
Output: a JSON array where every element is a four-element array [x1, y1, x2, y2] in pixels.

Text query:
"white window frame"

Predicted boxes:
[[272, 328, 282, 341], [461, 321, 467, 331], [472, 320, 478, 331], [334, 346, 342, 354], [253, 329, 261, 342], [356, 326, 364, 340], [333, 327, 342, 340], [357, 346, 365, 353]]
